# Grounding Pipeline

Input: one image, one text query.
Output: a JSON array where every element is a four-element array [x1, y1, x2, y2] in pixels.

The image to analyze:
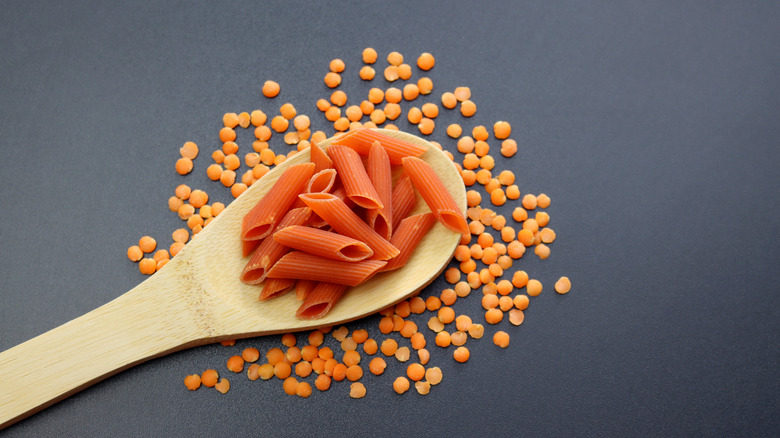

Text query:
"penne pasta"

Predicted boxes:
[[295, 279, 317, 301], [332, 128, 427, 165], [295, 282, 348, 320], [240, 207, 312, 284], [381, 213, 437, 271], [327, 145, 384, 210], [391, 173, 416, 230], [298, 193, 400, 260], [307, 168, 337, 194], [241, 162, 315, 241], [259, 278, 295, 301], [365, 141, 393, 240], [273, 225, 374, 262], [309, 139, 333, 173], [401, 156, 469, 235], [265, 251, 387, 286]]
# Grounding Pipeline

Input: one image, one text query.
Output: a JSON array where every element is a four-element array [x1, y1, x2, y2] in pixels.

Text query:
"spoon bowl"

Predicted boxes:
[[0, 129, 466, 429]]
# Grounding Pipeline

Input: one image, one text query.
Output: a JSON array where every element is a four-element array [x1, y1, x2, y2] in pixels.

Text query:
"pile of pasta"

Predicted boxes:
[[239, 129, 468, 320]]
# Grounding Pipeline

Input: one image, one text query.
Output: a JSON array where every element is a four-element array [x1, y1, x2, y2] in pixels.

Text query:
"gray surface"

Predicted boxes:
[[1, 1, 779, 436]]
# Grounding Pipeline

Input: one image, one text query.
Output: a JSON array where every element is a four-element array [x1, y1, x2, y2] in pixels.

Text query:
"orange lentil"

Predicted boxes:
[[262, 80, 280, 98], [415, 52, 435, 70], [467, 324, 485, 339], [444, 267, 461, 284], [493, 330, 511, 348], [323, 358, 338, 376], [169, 242, 185, 257], [138, 236, 157, 253], [378, 316, 394, 334], [127, 245, 143, 262], [341, 337, 358, 352], [491, 188, 507, 206], [440, 289, 457, 306], [500, 226, 515, 243], [536, 193, 551, 208], [168, 196, 183, 212], [459, 259, 476, 274], [393, 376, 411, 394], [200, 369, 218, 387], [477, 233, 494, 250], [219, 126, 236, 143], [438, 306, 456, 324], [387, 51, 403, 66], [470, 243, 484, 259], [324, 72, 342, 88], [384, 103, 401, 120], [506, 185, 521, 200], [226, 355, 245, 373], [485, 308, 503, 324], [523, 218, 539, 233], [362, 338, 378, 355], [512, 207, 528, 222], [380, 338, 398, 356], [417, 76, 433, 94], [362, 47, 378, 64], [418, 118, 434, 135], [441, 92, 457, 109], [513, 294, 530, 310], [461, 169, 477, 186], [286, 346, 303, 363], [329, 58, 345, 73], [348, 382, 367, 399], [493, 121, 512, 139], [391, 315, 405, 332], [254, 124, 272, 141], [345, 364, 363, 381], [455, 315, 473, 332], [314, 374, 331, 392], [384, 64, 400, 81], [395, 346, 411, 362], [274, 362, 292, 380], [522, 194, 538, 210], [368, 357, 386, 375], [180, 141, 198, 159], [446, 124, 463, 138], [425, 296, 442, 312], [452, 86, 469, 101], [527, 279, 543, 297], [293, 361, 312, 378], [460, 100, 477, 117], [223, 153, 241, 171], [407, 363, 425, 382], [488, 263, 504, 278], [223, 112, 239, 128], [498, 295, 514, 312], [435, 331, 451, 348], [153, 249, 169, 263], [237, 112, 251, 128], [452, 346, 470, 363], [501, 138, 518, 157], [270, 115, 289, 133], [367, 88, 384, 104], [555, 276, 572, 294], [540, 228, 557, 244], [188, 190, 208, 208], [517, 229, 535, 247], [449, 331, 467, 347], [508, 309, 525, 326], [534, 243, 551, 260], [184, 374, 201, 391], [403, 83, 419, 101], [219, 169, 236, 188], [295, 381, 313, 398], [454, 282, 471, 298], [535, 211, 550, 227], [177, 204, 195, 221], [250, 109, 267, 126], [175, 157, 193, 175], [383, 87, 401, 104], [206, 164, 223, 181], [283, 376, 299, 395], [333, 117, 350, 131], [462, 153, 480, 170], [155, 259, 168, 270], [482, 294, 499, 310], [480, 155, 496, 171], [214, 378, 230, 394], [330, 90, 347, 106], [311, 358, 325, 375], [359, 65, 375, 80], [466, 191, 482, 209], [495, 279, 513, 295]]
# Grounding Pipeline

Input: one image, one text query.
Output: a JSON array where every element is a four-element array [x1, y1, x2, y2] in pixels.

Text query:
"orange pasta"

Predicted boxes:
[[241, 163, 315, 241], [273, 225, 374, 262], [365, 141, 393, 240], [391, 173, 416, 229], [266, 251, 387, 286], [298, 193, 400, 260], [401, 156, 468, 235], [259, 278, 295, 301], [332, 128, 427, 165], [295, 279, 317, 301], [240, 207, 312, 284], [307, 168, 337, 193], [309, 139, 333, 173], [327, 145, 383, 210], [382, 213, 437, 271], [296, 282, 348, 320]]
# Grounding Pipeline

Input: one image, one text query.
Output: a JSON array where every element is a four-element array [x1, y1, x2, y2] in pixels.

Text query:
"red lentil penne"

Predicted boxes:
[[332, 128, 427, 165], [391, 173, 416, 230], [309, 139, 333, 173], [307, 168, 337, 194], [298, 193, 400, 260], [295, 279, 317, 301], [273, 225, 374, 262], [381, 213, 437, 271], [240, 207, 312, 284], [327, 145, 383, 210], [401, 156, 469, 235], [241, 163, 315, 241], [365, 141, 393, 240], [266, 251, 387, 286], [296, 282, 349, 320], [259, 278, 295, 301]]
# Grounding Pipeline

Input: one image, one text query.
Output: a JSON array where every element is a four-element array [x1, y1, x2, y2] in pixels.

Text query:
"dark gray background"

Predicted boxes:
[[2, 1, 778, 436]]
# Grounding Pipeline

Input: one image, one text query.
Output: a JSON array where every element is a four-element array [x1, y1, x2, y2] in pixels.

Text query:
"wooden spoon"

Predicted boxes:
[[0, 129, 465, 429]]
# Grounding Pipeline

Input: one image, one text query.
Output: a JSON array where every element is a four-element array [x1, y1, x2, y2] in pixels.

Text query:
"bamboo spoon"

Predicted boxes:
[[0, 129, 466, 429]]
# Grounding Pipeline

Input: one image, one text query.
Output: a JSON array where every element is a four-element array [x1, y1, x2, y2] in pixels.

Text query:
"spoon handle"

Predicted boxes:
[[0, 267, 203, 430]]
